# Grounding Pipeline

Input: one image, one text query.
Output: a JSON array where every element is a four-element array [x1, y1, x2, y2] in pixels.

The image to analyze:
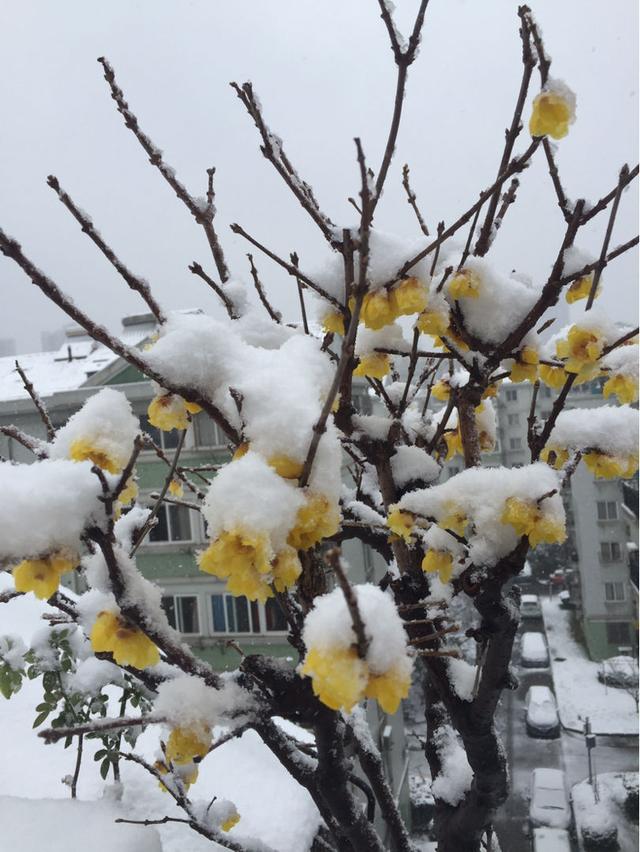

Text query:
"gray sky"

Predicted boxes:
[[1, 0, 637, 353]]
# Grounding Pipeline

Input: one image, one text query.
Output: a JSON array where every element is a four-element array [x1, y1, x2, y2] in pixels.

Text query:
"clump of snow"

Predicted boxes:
[[446, 658, 476, 702], [355, 322, 406, 357], [49, 388, 139, 471], [67, 657, 124, 696], [562, 244, 595, 277], [203, 451, 305, 551], [548, 405, 638, 457], [399, 463, 565, 566], [442, 255, 539, 345], [155, 673, 254, 729], [302, 584, 412, 677], [430, 725, 473, 806], [0, 459, 103, 562], [352, 413, 393, 442], [601, 343, 639, 380], [0, 634, 27, 670], [391, 445, 441, 488], [0, 797, 163, 852]]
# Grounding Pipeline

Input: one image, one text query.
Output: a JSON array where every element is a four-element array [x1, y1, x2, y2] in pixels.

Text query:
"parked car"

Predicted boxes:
[[532, 827, 572, 852], [550, 570, 565, 587], [521, 632, 550, 668], [521, 594, 542, 619], [597, 655, 639, 689], [525, 686, 560, 738], [529, 768, 571, 830]]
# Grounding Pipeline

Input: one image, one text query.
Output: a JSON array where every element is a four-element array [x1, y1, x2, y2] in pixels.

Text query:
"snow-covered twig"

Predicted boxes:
[[14, 360, 56, 441]]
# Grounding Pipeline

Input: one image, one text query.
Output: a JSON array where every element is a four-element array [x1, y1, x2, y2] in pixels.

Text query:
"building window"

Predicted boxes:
[[600, 541, 622, 563], [264, 598, 288, 632], [606, 621, 630, 644], [508, 413, 520, 425], [149, 504, 193, 542], [509, 437, 522, 450], [604, 582, 625, 602], [194, 413, 225, 448], [506, 389, 518, 401], [162, 595, 200, 634], [211, 594, 261, 634], [596, 501, 618, 521], [139, 413, 180, 450]]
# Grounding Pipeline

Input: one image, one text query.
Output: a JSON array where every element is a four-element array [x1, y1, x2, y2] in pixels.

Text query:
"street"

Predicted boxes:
[[494, 621, 638, 852]]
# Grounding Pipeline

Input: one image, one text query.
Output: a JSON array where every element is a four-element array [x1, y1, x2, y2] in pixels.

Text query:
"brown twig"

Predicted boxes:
[[580, 164, 639, 224], [247, 253, 282, 323], [585, 164, 629, 310], [401, 164, 429, 236], [97, 57, 229, 281], [325, 548, 370, 660], [0, 424, 47, 459], [46, 175, 165, 323], [542, 139, 571, 222], [14, 360, 56, 440], [188, 262, 237, 318]]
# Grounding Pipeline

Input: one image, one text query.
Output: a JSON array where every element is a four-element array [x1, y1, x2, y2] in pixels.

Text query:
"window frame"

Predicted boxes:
[[604, 581, 626, 602], [597, 501, 618, 521], [509, 437, 522, 450], [210, 592, 262, 636], [600, 541, 622, 563], [606, 621, 630, 645], [162, 593, 202, 635], [148, 502, 194, 544]]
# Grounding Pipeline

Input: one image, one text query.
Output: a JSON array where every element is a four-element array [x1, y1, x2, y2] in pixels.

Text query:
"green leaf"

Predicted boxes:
[[93, 749, 107, 761], [100, 758, 110, 780], [33, 710, 49, 728]]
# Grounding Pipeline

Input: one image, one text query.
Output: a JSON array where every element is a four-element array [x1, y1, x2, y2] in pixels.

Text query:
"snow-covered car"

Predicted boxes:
[[532, 826, 572, 852], [525, 686, 560, 738], [521, 632, 550, 668], [529, 768, 571, 830], [521, 594, 542, 619], [558, 591, 575, 610], [597, 656, 639, 689]]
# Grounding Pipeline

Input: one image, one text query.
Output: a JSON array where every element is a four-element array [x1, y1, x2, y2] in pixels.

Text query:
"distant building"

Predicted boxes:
[[40, 328, 66, 353], [0, 339, 16, 357]]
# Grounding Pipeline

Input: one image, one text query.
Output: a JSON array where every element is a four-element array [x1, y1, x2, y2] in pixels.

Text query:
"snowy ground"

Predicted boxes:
[[0, 576, 321, 852], [572, 772, 638, 852], [541, 599, 637, 735]]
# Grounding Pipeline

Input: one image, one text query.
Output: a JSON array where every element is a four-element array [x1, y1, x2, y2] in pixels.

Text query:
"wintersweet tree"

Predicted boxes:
[[0, 3, 638, 851]]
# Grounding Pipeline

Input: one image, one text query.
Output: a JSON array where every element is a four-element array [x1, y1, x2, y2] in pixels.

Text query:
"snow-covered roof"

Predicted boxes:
[[0, 323, 151, 403]]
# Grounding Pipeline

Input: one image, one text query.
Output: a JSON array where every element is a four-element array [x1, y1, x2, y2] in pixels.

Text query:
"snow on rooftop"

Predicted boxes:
[[0, 322, 152, 403]]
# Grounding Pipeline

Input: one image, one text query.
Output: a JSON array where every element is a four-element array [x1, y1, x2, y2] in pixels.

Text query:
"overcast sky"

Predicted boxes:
[[0, 0, 637, 353]]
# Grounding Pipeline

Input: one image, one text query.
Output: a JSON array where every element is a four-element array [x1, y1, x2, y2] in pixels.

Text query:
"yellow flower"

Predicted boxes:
[[232, 442, 250, 461], [300, 646, 368, 712], [448, 268, 481, 300], [90, 610, 160, 669], [13, 551, 76, 600], [432, 329, 470, 353], [364, 665, 411, 715], [510, 346, 539, 384], [390, 277, 428, 317], [118, 477, 138, 506], [361, 290, 395, 330], [540, 445, 569, 470], [322, 310, 346, 336], [221, 810, 241, 832], [556, 326, 604, 374], [271, 547, 302, 592], [539, 364, 567, 390], [603, 374, 638, 405], [416, 308, 450, 337], [69, 438, 122, 474], [501, 497, 566, 547], [166, 724, 211, 766], [168, 479, 184, 498], [566, 274, 598, 304], [444, 429, 463, 460], [288, 494, 340, 550], [421, 550, 454, 584], [529, 91, 574, 139], [431, 380, 451, 401], [268, 454, 304, 480], [353, 353, 391, 380], [184, 401, 202, 415], [439, 502, 468, 536], [148, 394, 191, 431], [583, 452, 639, 480], [198, 529, 273, 603], [387, 507, 415, 543]]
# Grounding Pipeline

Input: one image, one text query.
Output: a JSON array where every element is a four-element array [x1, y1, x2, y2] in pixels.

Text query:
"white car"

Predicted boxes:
[[521, 594, 542, 618], [532, 827, 572, 852], [525, 686, 560, 738], [521, 632, 550, 668], [529, 768, 571, 830]]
